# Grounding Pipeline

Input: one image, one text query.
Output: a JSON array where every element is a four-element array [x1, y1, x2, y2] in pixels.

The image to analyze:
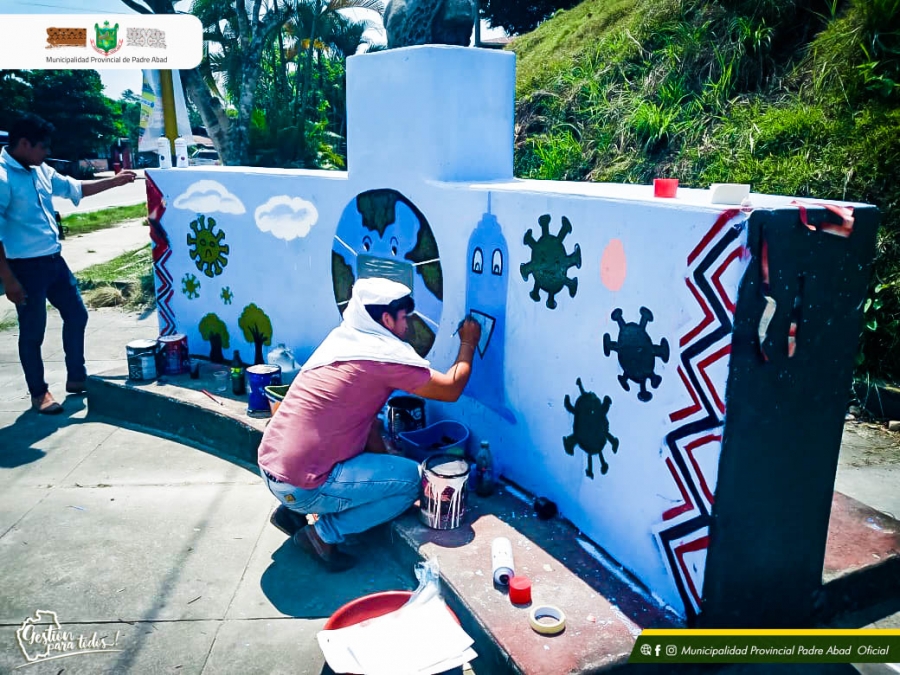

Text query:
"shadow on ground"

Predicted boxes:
[[0, 395, 86, 468]]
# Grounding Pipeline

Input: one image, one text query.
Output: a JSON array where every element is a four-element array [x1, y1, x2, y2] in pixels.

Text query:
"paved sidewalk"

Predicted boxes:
[[0, 219, 151, 323], [0, 308, 418, 674]]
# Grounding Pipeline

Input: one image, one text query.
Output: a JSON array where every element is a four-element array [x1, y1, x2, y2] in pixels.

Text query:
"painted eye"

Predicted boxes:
[[471, 247, 483, 274], [362, 236, 372, 252], [492, 249, 503, 275], [390, 237, 399, 256]]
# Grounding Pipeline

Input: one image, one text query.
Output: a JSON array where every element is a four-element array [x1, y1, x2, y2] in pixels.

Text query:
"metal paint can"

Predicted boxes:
[[158, 334, 190, 375], [419, 454, 469, 530], [387, 395, 426, 444], [126, 339, 159, 381], [247, 364, 282, 415]]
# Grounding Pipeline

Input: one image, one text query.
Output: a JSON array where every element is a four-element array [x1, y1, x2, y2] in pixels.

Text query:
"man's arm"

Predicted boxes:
[[0, 178, 25, 305], [412, 319, 481, 403], [81, 171, 137, 197], [0, 242, 25, 305]]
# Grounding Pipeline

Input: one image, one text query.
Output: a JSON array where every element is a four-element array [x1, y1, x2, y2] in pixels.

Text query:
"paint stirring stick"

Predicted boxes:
[[200, 389, 225, 406]]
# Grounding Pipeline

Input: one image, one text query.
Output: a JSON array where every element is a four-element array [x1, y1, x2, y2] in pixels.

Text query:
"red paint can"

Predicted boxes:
[[158, 333, 190, 375]]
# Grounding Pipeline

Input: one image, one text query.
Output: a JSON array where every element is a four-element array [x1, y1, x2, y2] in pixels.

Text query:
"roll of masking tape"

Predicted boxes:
[[529, 605, 566, 635]]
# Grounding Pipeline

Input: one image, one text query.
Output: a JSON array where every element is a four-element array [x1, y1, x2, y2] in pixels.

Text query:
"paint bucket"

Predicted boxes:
[[247, 365, 281, 415], [264, 384, 291, 416], [158, 334, 190, 375], [387, 395, 426, 444], [419, 454, 470, 530], [397, 420, 470, 462], [126, 339, 159, 381]]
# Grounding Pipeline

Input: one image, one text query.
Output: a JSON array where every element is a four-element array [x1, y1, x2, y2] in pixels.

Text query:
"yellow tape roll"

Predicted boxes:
[[529, 605, 566, 635]]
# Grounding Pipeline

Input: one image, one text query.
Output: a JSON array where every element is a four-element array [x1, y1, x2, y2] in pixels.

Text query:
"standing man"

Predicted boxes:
[[258, 277, 481, 571], [0, 113, 138, 414]]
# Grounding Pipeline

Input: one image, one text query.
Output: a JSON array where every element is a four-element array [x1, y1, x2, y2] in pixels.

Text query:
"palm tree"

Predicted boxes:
[[294, 0, 385, 137]]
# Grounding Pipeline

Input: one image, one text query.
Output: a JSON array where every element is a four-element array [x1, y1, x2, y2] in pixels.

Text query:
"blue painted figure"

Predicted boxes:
[[464, 196, 515, 422]]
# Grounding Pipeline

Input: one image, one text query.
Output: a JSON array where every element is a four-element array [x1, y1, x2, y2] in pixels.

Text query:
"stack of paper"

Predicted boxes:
[[317, 594, 477, 675]]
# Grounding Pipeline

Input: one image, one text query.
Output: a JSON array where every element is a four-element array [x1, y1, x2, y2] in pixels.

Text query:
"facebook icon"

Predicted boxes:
[[655, 645, 661, 657]]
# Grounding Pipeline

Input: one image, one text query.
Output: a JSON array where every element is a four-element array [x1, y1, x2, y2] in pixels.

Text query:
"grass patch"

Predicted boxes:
[[62, 203, 148, 237], [0, 311, 17, 332], [76, 245, 155, 310]]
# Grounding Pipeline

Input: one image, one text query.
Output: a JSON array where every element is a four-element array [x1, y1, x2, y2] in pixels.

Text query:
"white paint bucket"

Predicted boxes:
[[419, 454, 469, 530]]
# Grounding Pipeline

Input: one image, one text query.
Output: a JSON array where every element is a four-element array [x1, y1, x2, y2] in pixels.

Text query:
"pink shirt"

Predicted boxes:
[[257, 360, 431, 488]]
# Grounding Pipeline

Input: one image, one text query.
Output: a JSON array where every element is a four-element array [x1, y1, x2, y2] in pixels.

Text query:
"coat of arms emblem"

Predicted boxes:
[[91, 21, 122, 55]]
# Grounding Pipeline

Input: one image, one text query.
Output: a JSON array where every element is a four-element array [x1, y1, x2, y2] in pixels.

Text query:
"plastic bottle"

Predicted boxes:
[[174, 137, 189, 168], [267, 343, 301, 384], [157, 137, 172, 169], [474, 440, 495, 497], [230, 350, 246, 395]]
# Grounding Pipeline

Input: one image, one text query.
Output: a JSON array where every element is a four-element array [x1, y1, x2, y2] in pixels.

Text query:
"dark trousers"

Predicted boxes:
[[8, 254, 88, 398]]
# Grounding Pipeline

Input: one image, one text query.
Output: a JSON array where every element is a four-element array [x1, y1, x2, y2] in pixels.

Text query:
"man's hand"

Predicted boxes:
[[3, 275, 26, 305], [111, 170, 137, 187], [458, 316, 482, 348]]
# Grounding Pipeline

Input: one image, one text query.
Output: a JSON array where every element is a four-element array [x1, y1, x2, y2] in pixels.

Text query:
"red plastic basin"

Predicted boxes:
[[324, 591, 459, 630]]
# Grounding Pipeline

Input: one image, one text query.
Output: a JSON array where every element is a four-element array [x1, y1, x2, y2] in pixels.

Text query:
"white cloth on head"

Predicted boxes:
[[301, 277, 430, 372]]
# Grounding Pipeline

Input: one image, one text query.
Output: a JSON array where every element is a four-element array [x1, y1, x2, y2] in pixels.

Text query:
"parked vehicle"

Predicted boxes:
[[190, 149, 220, 166]]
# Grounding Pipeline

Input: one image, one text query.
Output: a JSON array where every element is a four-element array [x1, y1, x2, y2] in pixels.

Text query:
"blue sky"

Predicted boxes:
[[1, 0, 505, 100]]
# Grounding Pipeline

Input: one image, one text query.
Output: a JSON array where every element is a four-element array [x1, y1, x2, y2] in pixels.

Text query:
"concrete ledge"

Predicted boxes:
[[86, 365, 265, 466], [817, 492, 900, 623], [391, 489, 681, 675]]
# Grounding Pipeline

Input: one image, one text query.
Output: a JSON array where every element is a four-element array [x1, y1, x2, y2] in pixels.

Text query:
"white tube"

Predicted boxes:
[[491, 536, 515, 586]]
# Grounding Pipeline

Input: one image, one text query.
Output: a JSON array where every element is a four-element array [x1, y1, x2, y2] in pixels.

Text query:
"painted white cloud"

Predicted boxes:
[[173, 180, 246, 215], [254, 196, 319, 241]]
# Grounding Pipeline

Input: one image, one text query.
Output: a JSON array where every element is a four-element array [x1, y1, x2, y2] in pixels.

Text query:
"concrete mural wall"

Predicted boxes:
[[146, 46, 878, 622]]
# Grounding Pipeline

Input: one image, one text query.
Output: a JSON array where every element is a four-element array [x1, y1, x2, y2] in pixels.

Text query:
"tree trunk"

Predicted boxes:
[[254, 338, 265, 365], [179, 68, 239, 165], [209, 334, 224, 363], [298, 2, 321, 150]]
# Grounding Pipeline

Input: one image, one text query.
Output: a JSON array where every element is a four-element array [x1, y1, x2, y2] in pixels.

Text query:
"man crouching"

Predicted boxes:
[[257, 277, 481, 571]]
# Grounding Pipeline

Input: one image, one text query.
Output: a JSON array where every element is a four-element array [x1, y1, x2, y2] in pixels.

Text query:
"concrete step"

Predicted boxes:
[[818, 493, 900, 624]]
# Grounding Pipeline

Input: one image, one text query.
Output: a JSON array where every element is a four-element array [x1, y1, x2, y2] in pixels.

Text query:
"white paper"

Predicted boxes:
[[317, 595, 475, 675]]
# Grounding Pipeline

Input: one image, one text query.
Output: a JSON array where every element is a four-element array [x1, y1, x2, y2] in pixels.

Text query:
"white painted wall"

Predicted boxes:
[[147, 46, 860, 616]]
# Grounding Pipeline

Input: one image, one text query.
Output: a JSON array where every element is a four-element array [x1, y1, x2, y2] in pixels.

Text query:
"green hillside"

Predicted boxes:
[[509, 0, 900, 381]]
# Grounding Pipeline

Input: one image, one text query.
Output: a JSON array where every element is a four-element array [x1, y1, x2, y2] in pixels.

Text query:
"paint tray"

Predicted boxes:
[[397, 420, 470, 462]]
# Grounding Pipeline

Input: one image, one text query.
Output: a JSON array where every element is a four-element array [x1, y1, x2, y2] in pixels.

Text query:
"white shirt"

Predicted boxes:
[[0, 147, 83, 259]]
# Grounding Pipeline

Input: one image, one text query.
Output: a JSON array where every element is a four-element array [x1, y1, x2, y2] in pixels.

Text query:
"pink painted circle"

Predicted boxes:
[[600, 238, 627, 291]]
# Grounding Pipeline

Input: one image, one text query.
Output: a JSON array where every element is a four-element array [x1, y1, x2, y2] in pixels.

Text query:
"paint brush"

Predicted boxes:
[[452, 313, 477, 337], [200, 389, 225, 406]]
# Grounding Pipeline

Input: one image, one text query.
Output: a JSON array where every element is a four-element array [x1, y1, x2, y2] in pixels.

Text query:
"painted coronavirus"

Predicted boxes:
[[603, 306, 670, 402], [520, 214, 582, 309], [187, 214, 229, 278], [221, 287, 234, 305], [182, 273, 201, 300], [563, 378, 619, 478]]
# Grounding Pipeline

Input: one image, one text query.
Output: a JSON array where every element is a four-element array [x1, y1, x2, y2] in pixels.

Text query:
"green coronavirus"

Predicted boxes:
[[182, 273, 201, 299], [187, 214, 229, 278]]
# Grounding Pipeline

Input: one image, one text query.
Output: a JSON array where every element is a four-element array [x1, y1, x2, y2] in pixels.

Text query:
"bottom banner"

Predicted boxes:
[[629, 629, 900, 664]]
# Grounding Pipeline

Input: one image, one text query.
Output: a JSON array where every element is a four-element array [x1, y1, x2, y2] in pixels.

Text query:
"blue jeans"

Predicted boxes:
[[260, 453, 421, 545], [8, 254, 88, 398]]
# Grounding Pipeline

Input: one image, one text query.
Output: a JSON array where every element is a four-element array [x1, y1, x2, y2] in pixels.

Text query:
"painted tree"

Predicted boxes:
[[199, 313, 230, 363], [238, 303, 273, 364]]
